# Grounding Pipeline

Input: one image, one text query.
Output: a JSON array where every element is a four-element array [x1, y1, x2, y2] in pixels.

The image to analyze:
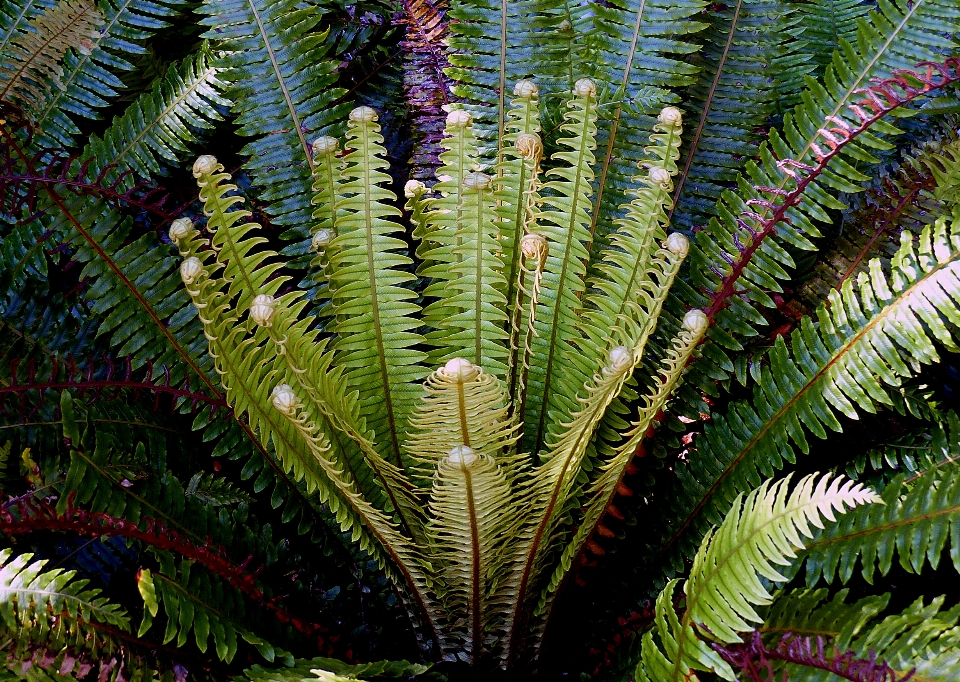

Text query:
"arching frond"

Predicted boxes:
[[0, 0, 103, 117], [651, 216, 960, 579], [637, 475, 878, 682], [30, 0, 190, 150]]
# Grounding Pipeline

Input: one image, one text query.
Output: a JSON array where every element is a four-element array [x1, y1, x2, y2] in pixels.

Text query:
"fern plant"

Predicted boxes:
[[3, 0, 960, 680]]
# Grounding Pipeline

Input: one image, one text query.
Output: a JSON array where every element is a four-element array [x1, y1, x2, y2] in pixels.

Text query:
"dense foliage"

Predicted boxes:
[[1, 0, 960, 681]]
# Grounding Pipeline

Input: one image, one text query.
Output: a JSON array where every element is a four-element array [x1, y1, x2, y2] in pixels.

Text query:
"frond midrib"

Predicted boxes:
[[661, 242, 960, 560]]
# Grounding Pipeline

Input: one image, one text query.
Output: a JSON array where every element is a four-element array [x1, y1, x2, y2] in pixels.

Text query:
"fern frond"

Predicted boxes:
[[82, 47, 228, 183], [419, 111, 509, 374], [196, 0, 349, 231], [0, 1, 56, 63], [30, 0, 190, 150], [584, 0, 705, 247], [0, 0, 103, 117], [666, 3, 960, 422], [0, 548, 129, 632], [802, 464, 960, 586], [445, 0, 571, 158], [240, 657, 430, 682], [636, 475, 878, 682], [523, 81, 598, 453], [406, 361, 520, 489], [796, 0, 871, 73], [669, 0, 801, 234], [652, 215, 960, 580], [328, 108, 427, 471], [426, 449, 515, 663]]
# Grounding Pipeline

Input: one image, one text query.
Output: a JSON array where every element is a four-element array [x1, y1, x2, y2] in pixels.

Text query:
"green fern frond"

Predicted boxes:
[[240, 657, 430, 682], [30, 0, 190, 150], [427, 449, 516, 663], [669, 0, 801, 234], [327, 108, 427, 471], [196, 0, 350, 232], [652, 215, 960, 580], [926, 136, 960, 205], [637, 475, 878, 682], [0, 1, 55, 61], [419, 111, 509, 374], [671, 0, 959, 422], [82, 47, 228, 182], [523, 81, 598, 453], [0, 0, 103, 117], [137, 556, 290, 665], [445, 0, 572, 157], [0, 549, 129, 632], [406, 362, 520, 488], [583, 0, 706, 247], [802, 463, 960, 586], [796, 0, 871, 73]]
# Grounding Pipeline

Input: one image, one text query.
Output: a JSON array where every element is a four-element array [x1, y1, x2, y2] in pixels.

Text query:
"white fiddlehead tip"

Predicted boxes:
[[462, 171, 492, 191], [249, 294, 276, 327], [168, 217, 192, 245], [514, 80, 539, 98], [404, 179, 426, 198], [179, 257, 204, 285], [520, 233, 548, 260], [312, 136, 339, 155], [441, 358, 480, 382], [448, 445, 478, 467], [312, 228, 334, 251], [683, 309, 709, 335], [664, 232, 689, 258], [192, 155, 218, 177], [271, 384, 298, 416], [515, 132, 543, 160], [649, 166, 672, 189], [446, 109, 472, 128], [604, 346, 633, 375], [573, 78, 597, 98], [658, 107, 683, 126], [349, 106, 378, 123]]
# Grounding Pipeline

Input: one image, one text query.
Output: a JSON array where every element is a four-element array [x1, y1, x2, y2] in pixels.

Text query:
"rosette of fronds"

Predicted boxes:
[[171, 81, 706, 668]]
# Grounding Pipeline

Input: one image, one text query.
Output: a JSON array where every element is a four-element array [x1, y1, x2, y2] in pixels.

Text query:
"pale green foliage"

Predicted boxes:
[[637, 475, 880, 682]]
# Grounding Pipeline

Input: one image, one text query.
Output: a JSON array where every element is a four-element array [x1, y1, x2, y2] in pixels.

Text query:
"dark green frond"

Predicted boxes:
[[652, 216, 960, 581], [197, 0, 350, 231], [30, 0, 191, 150]]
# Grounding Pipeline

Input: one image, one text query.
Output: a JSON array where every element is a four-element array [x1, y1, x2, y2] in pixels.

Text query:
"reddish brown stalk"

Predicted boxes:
[[0, 494, 331, 642]]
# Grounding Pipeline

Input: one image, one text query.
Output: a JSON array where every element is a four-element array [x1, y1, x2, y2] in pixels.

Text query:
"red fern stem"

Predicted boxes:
[[713, 630, 915, 682], [0, 495, 330, 642], [702, 57, 960, 321], [2, 355, 228, 422]]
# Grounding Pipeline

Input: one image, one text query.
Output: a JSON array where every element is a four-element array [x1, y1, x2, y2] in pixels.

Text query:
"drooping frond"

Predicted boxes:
[[137, 558, 290, 665], [669, 0, 801, 233], [802, 464, 960, 586], [651, 216, 960, 580], [583, 0, 705, 247], [82, 47, 228, 182], [196, 0, 350, 230], [175, 156, 440, 643], [0, 548, 129, 632], [798, 134, 958, 308], [0, 0, 103, 117], [740, 591, 960, 682], [445, 0, 571, 157], [667, 3, 960, 421], [418, 111, 509, 374], [30, 0, 190, 150], [523, 81, 598, 453], [406, 360, 519, 488], [636, 475, 878, 682], [327, 108, 427, 470], [426, 449, 516, 663]]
